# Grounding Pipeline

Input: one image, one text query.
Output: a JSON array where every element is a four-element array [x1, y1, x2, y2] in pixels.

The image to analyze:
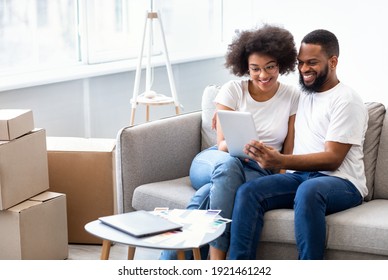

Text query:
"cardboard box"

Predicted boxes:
[[0, 128, 50, 210], [0, 191, 68, 260], [0, 109, 34, 141], [46, 137, 116, 244]]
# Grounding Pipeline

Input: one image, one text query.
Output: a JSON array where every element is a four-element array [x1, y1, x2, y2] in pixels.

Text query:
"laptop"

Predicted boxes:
[[217, 110, 258, 159], [98, 210, 182, 238]]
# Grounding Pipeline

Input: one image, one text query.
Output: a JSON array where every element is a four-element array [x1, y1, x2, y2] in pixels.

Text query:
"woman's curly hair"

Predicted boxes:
[[225, 24, 297, 77]]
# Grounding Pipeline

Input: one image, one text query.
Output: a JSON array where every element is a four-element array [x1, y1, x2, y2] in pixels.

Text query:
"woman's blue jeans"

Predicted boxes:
[[159, 146, 273, 260], [229, 171, 363, 260]]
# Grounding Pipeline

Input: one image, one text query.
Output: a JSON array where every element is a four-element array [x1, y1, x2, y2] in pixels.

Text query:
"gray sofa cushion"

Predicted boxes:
[[326, 199, 388, 256], [260, 200, 388, 258], [132, 177, 195, 211], [260, 209, 295, 244], [363, 102, 386, 201], [374, 108, 388, 199]]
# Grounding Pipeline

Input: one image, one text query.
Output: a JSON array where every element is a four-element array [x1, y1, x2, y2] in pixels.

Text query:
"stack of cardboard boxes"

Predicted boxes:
[[0, 109, 68, 260]]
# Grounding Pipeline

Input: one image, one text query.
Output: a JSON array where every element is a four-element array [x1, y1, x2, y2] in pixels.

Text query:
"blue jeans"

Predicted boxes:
[[228, 171, 363, 260], [160, 146, 273, 260]]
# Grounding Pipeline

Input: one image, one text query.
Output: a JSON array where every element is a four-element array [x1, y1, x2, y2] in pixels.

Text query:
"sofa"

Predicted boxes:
[[115, 85, 388, 259]]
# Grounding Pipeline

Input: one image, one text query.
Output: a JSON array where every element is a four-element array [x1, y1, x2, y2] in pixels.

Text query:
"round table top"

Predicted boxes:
[[85, 210, 226, 250]]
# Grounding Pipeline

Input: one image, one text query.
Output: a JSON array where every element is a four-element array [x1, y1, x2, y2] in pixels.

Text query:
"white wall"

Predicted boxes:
[[252, 0, 388, 104]]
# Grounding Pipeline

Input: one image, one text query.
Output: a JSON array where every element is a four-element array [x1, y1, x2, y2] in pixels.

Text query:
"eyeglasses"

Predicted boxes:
[[249, 63, 279, 75]]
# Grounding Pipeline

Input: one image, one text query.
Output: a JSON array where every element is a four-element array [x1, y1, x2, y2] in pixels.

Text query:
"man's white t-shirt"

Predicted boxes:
[[214, 79, 300, 152], [293, 82, 369, 197]]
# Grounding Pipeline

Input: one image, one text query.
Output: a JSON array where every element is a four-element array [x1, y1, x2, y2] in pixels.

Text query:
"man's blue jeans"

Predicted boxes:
[[159, 146, 273, 260], [229, 171, 363, 260]]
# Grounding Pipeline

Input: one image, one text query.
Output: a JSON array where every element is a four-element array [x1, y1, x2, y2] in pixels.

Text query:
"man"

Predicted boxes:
[[228, 29, 368, 260]]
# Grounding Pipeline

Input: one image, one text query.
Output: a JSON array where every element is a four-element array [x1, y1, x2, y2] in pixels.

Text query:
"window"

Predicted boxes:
[[0, 0, 78, 74], [0, 0, 256, 81], [82, 0, 148, 63], [83, 0, 223, 63], [153, 0, 222, 54]]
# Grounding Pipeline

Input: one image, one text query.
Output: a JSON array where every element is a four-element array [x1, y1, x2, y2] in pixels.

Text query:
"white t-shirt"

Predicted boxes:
[[293, 82, 369, 197], [214, 79, 300, 151]]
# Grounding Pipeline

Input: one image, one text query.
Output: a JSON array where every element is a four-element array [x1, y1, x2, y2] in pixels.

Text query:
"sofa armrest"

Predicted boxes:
[[115, 111, 202, 213]]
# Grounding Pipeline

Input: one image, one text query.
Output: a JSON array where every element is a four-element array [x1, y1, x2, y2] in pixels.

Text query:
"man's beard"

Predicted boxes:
[[299, 65, 329, 94]]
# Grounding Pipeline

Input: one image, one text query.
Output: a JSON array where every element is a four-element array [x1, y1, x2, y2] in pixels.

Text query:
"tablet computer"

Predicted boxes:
[[217, 110, 258, 159]]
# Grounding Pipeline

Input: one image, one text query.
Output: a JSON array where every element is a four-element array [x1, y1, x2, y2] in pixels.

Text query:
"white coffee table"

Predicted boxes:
[[84, 210, 226, 260]]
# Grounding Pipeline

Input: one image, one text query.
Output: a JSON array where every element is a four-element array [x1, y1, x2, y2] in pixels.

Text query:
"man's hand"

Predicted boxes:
[[245, 140, 352, 172], [244, 140, 283, 170]]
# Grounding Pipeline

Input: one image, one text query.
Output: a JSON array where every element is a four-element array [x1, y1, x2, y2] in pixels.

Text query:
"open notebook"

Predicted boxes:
[[98, 210, 182, 238]]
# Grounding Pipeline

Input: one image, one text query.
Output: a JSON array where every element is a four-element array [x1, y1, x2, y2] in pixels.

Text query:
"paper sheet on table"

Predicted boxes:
[[168, 209, 219, 225], [145, 209, 226, 247]]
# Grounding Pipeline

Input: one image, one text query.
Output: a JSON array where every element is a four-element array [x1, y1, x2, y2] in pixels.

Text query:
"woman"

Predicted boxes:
[[161, 24, 299, 260]]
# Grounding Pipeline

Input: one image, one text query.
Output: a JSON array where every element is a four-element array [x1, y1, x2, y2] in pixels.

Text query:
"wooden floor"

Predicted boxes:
[[67, 243, 162, 260]]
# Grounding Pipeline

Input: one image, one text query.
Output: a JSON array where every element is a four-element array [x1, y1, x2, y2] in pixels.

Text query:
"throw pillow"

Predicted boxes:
[[363, 102, 386, 201], [201, 85, 220, 150]]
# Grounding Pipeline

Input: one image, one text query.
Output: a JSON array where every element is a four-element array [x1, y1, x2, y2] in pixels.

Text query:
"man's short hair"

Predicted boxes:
[[301, 29, 339, 58]]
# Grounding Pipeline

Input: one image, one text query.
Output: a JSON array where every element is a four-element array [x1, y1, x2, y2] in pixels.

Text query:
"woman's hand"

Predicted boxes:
[[211, 111, 217, 130]]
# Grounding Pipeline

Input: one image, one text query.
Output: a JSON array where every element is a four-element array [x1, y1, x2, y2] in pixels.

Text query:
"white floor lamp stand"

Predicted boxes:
[[130, 10, 180, 126]]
